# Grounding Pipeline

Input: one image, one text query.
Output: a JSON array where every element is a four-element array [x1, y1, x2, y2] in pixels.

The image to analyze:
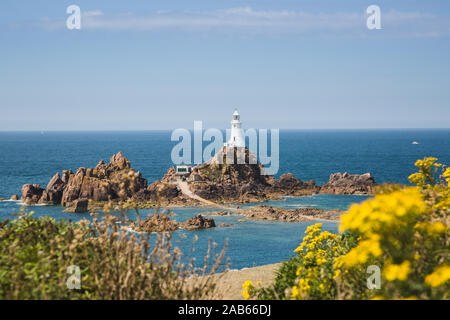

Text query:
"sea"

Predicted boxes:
[[0, 129, 449, 270]]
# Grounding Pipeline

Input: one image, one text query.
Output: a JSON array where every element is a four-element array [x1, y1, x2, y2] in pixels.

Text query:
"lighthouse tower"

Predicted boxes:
[[226, 109, 245, 148]]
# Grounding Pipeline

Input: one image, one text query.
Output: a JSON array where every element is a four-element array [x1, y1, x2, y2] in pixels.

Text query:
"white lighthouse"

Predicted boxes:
[[225, 109, 245, 148]]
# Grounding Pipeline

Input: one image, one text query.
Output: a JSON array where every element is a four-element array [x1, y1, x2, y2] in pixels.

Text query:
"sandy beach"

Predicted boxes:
[[205, 263, 281, 300]]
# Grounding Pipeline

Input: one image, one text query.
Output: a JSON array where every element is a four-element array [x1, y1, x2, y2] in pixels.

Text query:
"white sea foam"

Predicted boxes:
[[124, 227, 140, 234], [284, 204, 318, 208]]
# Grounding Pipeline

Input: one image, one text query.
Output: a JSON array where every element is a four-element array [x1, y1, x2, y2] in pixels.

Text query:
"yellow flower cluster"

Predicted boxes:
[[334, 157, 449, 299], [334, 235, 382, 268], [291, 223, 346, 300], [242, 280, 253, 300], [444, 168, 450, 187], [414, 221, 447, 236], [383, 261, 411, 281], [340, 187, 427, 235], [336, 187, 427, 272], [425, 265, 450, 288], [245, 157, 448, 300], [408, 157, 439, 186]]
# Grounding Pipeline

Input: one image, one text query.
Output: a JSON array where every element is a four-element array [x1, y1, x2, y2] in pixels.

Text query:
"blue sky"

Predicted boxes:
[[0, 0, 449, 130]]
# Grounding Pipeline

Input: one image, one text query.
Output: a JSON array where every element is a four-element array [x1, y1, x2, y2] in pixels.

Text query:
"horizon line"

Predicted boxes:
[[0, 128, 449, 133]]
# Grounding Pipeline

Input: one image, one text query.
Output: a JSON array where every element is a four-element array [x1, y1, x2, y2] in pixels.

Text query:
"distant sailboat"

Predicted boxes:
[[412, 141, 419, 145]]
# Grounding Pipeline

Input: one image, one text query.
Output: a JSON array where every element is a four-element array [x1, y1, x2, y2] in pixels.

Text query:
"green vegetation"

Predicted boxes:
[[244, 157, 450, 300], [0, 210, 225, 299], [0, 170, 226, 300]]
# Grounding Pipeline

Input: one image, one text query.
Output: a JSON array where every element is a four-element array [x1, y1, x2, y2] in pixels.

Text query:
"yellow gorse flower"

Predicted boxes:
[[333, 157, 448, 299], [414, 221, 447, 236], [291, 223, 347, 300], [425, 265, 450, 288], [242, 280, 253, 300], [443, 167, 450, 187], [253, 157, 448, 300], [340, 187, 427, 235], [383, 261, 411, 281]]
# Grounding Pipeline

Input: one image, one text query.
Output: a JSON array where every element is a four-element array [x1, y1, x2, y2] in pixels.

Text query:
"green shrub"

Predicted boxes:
[[245, 157, 449, 300], [0, 210, 225, 300]]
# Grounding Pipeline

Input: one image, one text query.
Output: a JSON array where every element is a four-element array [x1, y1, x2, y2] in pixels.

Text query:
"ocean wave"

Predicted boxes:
[[284, 195, 315, 199], [283, 204, 318, 208], [124, 227, 141, 234], [0, 199, 21, 203]]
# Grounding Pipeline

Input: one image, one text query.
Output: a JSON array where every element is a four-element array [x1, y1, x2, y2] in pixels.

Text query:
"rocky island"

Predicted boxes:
[[20, 152, 198, 212], [129, 212, 216, 233], [239, 205, 342, 222], [18, 150, 377, 214], [180, 147, 320, 203]]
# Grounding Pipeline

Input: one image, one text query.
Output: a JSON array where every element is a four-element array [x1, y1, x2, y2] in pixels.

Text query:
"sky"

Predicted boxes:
[[0, 0, 449, 130]]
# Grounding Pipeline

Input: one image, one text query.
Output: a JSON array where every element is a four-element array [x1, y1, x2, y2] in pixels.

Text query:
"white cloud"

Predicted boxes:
[[82, 10, 103, 18], [35, 7, 450, 38]]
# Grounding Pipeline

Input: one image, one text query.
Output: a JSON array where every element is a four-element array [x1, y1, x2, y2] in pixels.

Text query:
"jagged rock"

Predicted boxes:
[[109, 152, 130, 170], [21, 184, 45, 204], [161, 167, 177, 183], [61, 168, 86, 206], [240, 205, 342, 222], [202, 211, 231, 217], [86, 168, 93, 177], [320, 172, 376, 194], [19, 149, 376, 209], [21, 152, 149, 208], [181, 215, 216, 230], [10, 194, 19, 200], [64, 198, 89, 213], [186, 147, 270, 201], [61, 170, 72, 184], [40, 173, 66, 204], [183, 147, 319, 202], [156, 183, 179, 199], [189, 183, 221, 200], [187, 173, 203, 182], [130, 211, 178, 232], [273, 173, 302, 189], [268, 173, 320, 196], [218, 223, 234, 228], [132, 188, 155, 203]]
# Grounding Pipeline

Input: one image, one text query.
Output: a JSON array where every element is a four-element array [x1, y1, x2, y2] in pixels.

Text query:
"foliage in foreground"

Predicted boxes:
[[244, 157, 449, 300], [0, 171, 226, 300]]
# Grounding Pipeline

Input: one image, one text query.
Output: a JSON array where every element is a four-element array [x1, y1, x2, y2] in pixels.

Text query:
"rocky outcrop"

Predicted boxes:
[[19, 149, 377, 212], [130, 211, 179, 233], [267, 173, 320, 197], [188, 147, 269, 202], [217, 223, 234, 228], [64, 198, 89, 213], [202, 211, 232, 217], [131, 179, 183, 205], [240, 205, 342, 222], [184, 147, 320, 202], [320, 172, 376, 195], [160, 167, 177, 183], [181, 215, 216, 230], [40, 173, 66, 204], [21, 184, 45, 204], [21, 152, 150, 209], [129, 213, 216, 232]]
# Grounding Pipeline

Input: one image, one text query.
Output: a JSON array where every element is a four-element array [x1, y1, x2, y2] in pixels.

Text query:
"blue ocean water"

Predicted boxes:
[[0, 129, 449, 269]]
